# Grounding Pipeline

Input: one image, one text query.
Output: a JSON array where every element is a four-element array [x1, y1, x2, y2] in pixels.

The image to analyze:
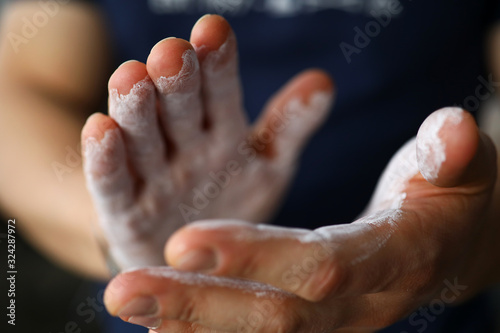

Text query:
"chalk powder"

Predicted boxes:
[[417, 107, 464, 182], [124, 267, 294, 299]]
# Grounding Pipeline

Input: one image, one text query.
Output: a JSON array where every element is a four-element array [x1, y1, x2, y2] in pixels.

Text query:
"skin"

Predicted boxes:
[[82, 16, 334, 270], [104, 109, 500, 332], [99, 16, 500, 333], [0, 2, 499, 332]]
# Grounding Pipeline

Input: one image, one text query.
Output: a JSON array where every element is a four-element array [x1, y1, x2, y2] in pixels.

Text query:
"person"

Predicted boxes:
[[0, 0, 499, 332]]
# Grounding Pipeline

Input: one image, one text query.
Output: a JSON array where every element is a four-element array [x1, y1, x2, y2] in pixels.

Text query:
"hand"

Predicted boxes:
[[103, 107, 499, 332], [81, 15, 334, 270]]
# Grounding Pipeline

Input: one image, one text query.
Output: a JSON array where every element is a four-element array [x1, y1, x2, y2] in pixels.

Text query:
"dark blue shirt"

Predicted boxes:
[[89, 0, 498, 331]]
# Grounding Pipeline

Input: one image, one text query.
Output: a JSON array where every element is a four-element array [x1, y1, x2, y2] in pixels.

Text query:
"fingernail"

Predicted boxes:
[[175, 249, 216, 272], [118, 297, 158, 317], [128, 316, 162, 329]]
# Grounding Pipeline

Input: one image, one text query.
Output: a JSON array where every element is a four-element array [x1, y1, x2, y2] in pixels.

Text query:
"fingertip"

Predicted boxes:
[[82, 113, 118, 143], [253, 69, 335, 161], [417, 107, 479, 187], [147, 37, 195, 81], [267, 69, 335, 116], [104, 269, 157, 316], [190, 14, 234, 60], [108, 60, 149, 95], [164, 220, 216, 268], [297, 69, 336, 102], [440, 110, 479, 184]]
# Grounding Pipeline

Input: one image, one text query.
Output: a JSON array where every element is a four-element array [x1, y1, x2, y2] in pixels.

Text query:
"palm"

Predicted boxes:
[[82, 16, 333, 270]]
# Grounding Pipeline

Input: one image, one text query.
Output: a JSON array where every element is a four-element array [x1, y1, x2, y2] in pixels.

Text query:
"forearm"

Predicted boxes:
[[0, 81, 109, 280]]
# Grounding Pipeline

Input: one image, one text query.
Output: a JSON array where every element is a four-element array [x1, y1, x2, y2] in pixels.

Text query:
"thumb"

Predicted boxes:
[[416, 107, 497, 188]]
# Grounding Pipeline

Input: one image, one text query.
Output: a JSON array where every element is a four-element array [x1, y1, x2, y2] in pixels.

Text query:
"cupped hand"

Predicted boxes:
[[104, 107, 499, 332]]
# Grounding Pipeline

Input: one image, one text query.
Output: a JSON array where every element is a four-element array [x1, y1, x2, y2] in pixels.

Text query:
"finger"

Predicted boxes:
[[82, 113, 151, 269], [105, 267, 304, 333], [416, 107, 497, 188], [190, 14, 247, 141], [147, 37, 205, 151], [82, 113, 134, 213], [108, 60, 167, 179], [252, 69, 334, 166], [165, 217, 404, 302]]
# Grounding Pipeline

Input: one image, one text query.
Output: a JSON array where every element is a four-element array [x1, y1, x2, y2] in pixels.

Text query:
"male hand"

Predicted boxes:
[[103, 107, 499, 332], [81, 15, 334, 269]]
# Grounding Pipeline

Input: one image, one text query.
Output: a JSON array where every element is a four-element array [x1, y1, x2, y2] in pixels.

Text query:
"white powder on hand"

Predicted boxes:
[[416, 107, 464, 182]]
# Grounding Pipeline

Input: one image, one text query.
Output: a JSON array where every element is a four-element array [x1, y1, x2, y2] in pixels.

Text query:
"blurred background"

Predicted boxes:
[[0, 2, 103, 333]]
